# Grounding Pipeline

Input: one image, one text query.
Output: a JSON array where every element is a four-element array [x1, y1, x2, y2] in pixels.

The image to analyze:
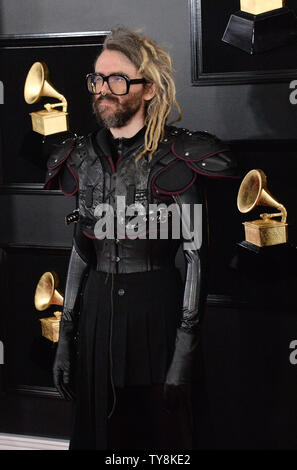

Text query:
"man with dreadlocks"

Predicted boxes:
[[44, 27, 237, 450]]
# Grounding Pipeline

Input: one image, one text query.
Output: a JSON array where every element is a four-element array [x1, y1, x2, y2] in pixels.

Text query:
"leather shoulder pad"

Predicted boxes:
[[172, 130, 239, 178], [151, 159, 197, 198], [173, 129, 229, 162], [44, 135, 86, 193], [46, 138, 74, 168], [152, 129, 239, 197]]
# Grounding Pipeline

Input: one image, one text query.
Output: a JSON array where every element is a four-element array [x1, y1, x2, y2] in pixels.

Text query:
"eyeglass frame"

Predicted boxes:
[[86, 72, 147, 96]]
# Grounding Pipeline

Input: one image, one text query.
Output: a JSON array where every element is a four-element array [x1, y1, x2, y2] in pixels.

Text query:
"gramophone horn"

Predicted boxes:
[[237, 169, 287, 223], [34, 271, 64, 311], [24, 62, 67, 112]]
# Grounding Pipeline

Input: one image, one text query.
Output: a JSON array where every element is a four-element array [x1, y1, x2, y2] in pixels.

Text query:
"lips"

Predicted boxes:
[[96, 96, 118, 105], [100, 99, 115, 106]]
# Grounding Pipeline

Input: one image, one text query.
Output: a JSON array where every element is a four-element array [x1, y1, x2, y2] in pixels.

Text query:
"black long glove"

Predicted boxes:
[[53, 233, 90, 399], [164, 328, 198, 409], [164, 183, 207, 411], [53, 318, 77, 400], [164, 331, 197, 421]]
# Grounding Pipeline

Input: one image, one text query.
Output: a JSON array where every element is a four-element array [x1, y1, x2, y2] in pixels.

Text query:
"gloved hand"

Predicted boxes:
[[53, 319, 77, 400], [164, 328, 198, 411]]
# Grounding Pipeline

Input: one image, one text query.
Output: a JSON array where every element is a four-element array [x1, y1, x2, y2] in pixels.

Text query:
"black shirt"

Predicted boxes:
[[104, 126, 146, 166]]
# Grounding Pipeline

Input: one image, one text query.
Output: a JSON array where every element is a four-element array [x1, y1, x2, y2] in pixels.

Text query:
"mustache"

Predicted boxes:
[[94, 94, 119, 105]]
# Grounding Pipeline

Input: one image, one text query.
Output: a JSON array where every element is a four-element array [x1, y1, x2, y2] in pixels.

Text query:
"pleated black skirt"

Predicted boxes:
[[70, 267, 184, 450]]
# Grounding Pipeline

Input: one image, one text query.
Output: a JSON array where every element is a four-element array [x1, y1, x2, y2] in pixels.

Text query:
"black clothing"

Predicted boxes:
[[70, 267, 185, 450], [106, 384, 193, 450], [46, 125, 238, 449], [101, 126, 146, 167]]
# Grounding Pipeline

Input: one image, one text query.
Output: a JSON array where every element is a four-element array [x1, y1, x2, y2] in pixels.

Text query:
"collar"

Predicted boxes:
[[94, 126, 146, 158]]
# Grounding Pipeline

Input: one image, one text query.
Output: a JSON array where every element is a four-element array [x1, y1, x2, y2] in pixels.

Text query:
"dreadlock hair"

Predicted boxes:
[[101, 26, 182, 162]]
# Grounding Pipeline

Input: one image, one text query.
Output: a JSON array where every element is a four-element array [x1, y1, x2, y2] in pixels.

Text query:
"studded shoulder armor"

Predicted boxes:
[[44, 135, 88, 195], [152, 127, 239, 197]]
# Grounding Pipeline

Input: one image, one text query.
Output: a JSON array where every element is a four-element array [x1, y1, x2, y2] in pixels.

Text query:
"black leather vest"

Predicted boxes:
[[78, 128, 181, 273], [44, 126, 238, 273]]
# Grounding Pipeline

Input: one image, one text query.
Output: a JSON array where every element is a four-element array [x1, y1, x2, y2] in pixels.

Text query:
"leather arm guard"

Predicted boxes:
[[62, 240, 89, 322], [165, 181, 207, 387], [152, 130, 237, 388], [53, 223, 91, 399]]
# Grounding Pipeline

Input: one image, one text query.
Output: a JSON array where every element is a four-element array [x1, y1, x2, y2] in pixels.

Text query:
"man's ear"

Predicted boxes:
[[143, 82, 157, 101]]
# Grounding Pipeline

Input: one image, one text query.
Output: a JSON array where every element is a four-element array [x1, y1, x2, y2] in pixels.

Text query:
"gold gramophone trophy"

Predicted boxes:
[[34, 271, 64, 343], [24, 62, 69, 135], [222, 1, 297, 54], [237, 169, 288, 247]]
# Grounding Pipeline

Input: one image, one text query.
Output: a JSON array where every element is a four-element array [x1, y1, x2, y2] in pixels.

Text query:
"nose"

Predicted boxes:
[[100, 80, 110, 96]]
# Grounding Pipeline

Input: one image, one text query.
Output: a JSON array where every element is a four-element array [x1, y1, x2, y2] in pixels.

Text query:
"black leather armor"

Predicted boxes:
[[45, 125, 237, 276], [47, 125, 238, 400]]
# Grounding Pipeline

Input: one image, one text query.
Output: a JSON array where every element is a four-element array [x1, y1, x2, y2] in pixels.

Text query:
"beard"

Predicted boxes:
[[92, 91, 143, 129]]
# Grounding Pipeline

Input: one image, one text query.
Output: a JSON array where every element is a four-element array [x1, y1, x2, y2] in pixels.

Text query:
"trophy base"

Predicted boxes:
[[40, 312, 61, 343], [243, 219, 288, 247], [222, 7, 297, 54], [30, 109, 69, 136], [241, 0, 284, 16], [237, 240, 286, 254]]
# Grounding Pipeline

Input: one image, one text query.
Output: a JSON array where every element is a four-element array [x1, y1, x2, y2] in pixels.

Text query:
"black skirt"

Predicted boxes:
[[70, 267, 184, 450]]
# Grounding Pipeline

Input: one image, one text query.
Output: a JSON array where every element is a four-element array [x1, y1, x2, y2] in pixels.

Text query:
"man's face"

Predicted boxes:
[[93, 49, 147, 129]]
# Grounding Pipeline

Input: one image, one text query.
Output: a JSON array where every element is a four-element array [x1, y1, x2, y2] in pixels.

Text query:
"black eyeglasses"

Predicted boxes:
[[86, 73, 146, 96]]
